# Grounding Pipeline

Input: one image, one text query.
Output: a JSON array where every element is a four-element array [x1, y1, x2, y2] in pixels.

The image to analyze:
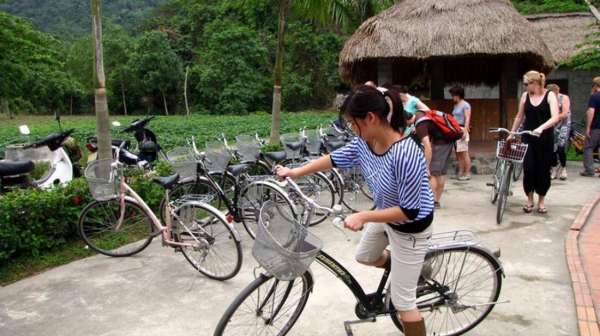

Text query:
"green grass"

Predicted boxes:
[[512, 0, 589, 14], [0, 239, 95, 286], [0, 111, 337, 153]]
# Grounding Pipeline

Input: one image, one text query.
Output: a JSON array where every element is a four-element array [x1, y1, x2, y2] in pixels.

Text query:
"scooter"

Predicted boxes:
[[0, 126, 77, 192], [85, 116, 164, 168]]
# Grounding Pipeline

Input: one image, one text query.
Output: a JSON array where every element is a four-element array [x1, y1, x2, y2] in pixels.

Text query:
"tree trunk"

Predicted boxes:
[[184, 65, 190, 117], [584, 0, 600, 21], [161, 90, 169, 116], [2, 99, 12, 119], [269, 0, 290, 145], [121, 82, 128, 115], [70, 96, 73, 115], [92, 0, 112, 167]]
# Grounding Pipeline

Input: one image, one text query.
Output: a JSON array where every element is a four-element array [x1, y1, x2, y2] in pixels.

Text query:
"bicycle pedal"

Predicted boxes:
[[343, 318, 376, 336], [486, 182, 495, 187]]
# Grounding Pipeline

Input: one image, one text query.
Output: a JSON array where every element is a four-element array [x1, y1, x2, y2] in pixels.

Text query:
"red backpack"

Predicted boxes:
[[415, 110, 464, 142]]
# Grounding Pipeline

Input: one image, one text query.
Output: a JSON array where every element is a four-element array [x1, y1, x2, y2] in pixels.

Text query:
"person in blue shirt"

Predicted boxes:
[[581, 77, 600, 176], [276, 85, 433, 336]]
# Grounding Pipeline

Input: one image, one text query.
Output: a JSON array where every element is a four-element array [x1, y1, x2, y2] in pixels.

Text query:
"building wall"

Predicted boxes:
[[548, 68, 596, 124]]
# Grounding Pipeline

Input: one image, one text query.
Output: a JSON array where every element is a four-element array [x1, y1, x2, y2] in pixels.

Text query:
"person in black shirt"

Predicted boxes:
[[581, 77, 600, 176]]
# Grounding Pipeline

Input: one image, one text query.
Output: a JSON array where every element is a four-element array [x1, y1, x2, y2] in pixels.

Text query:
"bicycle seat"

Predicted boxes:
[[0, 160, 34, 177], [284, 142, 303, 151], [152, 174, 180, 189], [264, 151, 286, 162], [227, 164, 248, 176]]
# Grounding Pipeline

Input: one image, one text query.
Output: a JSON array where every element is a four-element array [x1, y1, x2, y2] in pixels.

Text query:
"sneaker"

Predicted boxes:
[[434, 201, 441, 209], [559, 167, 568, 180], [580, 171, 595, 177], [458, 175, 471, 181], [550, 167, 558, 180]]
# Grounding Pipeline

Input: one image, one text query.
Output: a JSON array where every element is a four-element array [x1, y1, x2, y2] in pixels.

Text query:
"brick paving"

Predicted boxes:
[[567, 193, 600, 336]]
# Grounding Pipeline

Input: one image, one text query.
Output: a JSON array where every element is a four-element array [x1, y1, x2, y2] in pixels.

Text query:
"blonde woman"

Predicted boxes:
[[510, 71, 559, 214]]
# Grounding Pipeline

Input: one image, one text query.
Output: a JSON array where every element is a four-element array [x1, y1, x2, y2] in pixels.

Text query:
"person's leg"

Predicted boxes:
[[436, 175, 447, 202], [386, 225, 430, 335], [538, 194, 546, 211], [583, 131, 597, 174], [456, 151, 466, 177], [522, 144, 536, 209], [355, 223, 389, 267], [464, 149, 472, 178]]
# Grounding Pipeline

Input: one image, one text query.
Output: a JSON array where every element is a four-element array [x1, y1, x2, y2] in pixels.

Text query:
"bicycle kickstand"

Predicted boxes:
[[343, 317, 376, 336]]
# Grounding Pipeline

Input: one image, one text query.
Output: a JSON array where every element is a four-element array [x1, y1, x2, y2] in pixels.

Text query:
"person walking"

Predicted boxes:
[[414, 110, 453, 208], [449, 86, 472, 180], [546, 84, 571, 180], [276, 85, 433, 336], [581, 77, 600, 177], [510, 71, 559, 214]]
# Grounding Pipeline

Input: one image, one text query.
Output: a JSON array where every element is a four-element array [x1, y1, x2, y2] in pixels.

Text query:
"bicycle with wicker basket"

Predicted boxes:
[[214, 177, 505, 336], [487, 128, 539, 225], [78, 143, 243, 280]]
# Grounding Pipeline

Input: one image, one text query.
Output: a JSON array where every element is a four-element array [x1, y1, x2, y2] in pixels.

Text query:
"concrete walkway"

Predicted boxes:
[[1, 163, 598, 336]]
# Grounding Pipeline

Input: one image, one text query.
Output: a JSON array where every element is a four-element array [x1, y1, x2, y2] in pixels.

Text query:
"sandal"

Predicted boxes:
[[523, 204, 534, 213], [537, 207, 548, 214]]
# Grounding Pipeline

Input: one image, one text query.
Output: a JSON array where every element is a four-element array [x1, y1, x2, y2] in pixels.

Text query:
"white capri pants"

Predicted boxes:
[[355, 222, 432, 311]]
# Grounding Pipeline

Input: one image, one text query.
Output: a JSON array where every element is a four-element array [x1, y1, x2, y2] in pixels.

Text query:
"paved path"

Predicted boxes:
[[1, 163, 598, 336], [577, 195, 600, 335]]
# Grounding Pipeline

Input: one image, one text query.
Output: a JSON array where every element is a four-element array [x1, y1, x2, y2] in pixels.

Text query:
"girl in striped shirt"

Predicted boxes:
[[276, 85, 434, 336]]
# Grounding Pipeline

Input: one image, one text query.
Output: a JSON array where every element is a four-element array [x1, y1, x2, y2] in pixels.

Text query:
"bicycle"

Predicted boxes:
[[487, 128, 539, 224], [214, 177, 505, 336], [161, 137, 298, 240], [78, 143, 243, 280]]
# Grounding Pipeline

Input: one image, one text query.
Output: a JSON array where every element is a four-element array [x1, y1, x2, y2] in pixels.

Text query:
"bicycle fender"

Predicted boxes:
[[475, 244, 505, 277]]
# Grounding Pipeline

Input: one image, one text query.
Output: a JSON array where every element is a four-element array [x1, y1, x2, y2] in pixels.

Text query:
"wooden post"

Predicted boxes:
[[500, 58, 518, 128], [430, 59, 445, 100], [184, 65, 190, 117]]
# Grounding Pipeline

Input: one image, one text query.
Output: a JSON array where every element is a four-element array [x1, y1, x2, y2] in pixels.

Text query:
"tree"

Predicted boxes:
[[91, 0, 112, 163], [565, 1, 600, 70], [129, 31, 183, 115]]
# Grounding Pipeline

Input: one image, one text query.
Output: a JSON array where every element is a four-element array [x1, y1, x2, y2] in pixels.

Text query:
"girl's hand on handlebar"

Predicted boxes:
[[275, 165, 297, 179], [344, 213, 366, 232]]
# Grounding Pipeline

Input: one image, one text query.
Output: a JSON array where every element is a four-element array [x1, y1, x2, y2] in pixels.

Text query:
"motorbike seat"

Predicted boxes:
[[152, 174, 180, 190], [0, 160, 34, 177]]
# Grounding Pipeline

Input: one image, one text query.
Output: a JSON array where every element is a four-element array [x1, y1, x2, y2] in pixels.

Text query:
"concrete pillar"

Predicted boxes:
[[500, 58, 518, 128]]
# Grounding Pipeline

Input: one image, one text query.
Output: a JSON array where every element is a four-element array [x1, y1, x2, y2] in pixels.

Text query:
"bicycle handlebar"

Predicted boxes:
[[489, 128, 540, 137]]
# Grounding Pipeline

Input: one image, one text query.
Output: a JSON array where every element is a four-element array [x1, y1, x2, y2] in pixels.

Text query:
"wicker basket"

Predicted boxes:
[[85, 159, 121, 201], [496, 140, 528, 163], [204, 141, 231, 172], [236, 135, 261, 162], [252, 201, 322, 281], [167, 147, 197, 179]]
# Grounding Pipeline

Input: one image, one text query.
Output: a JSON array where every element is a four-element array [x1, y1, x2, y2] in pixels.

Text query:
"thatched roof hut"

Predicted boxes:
[[526, 12, 597, 63], [339, 0, 556, 86]]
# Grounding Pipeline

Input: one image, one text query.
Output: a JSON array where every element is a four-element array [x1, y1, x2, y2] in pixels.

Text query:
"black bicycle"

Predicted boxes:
[[160, 138, 297, 239], [214, 178, 505, 336]]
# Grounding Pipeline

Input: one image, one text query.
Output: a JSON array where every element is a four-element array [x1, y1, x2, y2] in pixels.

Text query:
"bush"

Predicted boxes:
[[0, 172, 167, 265]]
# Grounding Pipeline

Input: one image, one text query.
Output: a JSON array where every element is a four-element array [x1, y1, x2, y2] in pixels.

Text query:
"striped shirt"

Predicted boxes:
[[331, 136, 434, 232]]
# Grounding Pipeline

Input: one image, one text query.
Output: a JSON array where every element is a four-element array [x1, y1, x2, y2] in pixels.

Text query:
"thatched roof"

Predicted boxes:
[[339, 0, 556, 84], [526, 12, 597, 63]]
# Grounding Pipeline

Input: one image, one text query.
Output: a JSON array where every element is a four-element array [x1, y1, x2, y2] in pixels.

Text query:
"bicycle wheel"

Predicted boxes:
[[214, 272, 313, 336], [496, 164, 512, 225], [239, 181, 297, 239], [342, 167, 375, 212], [78, 198, 154, 257], [291, 172, 336, 226], [174, 201, 242, 280], [489, 160, 501, 204], [390, 246, 502, 336], [210, 171, 236, 200], [243, 160, 272, 176], [325, 168, 345, 205], [159, 178, 223, 223]]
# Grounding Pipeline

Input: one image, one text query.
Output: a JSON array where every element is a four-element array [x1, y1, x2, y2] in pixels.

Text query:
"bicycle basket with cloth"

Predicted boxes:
[[496, 140, 528, 164], [85, 159, 122, 201], [252, 200, 322, 281], [235, 135, 261, 162], [303, 129, 321, 155], [167, 147, 197, 179], [204, 141, 231, 173]]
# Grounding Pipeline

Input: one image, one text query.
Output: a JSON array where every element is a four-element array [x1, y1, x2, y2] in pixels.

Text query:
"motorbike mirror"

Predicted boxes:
[[19, 125, 31, 135], [112, 121, 122, 127]]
